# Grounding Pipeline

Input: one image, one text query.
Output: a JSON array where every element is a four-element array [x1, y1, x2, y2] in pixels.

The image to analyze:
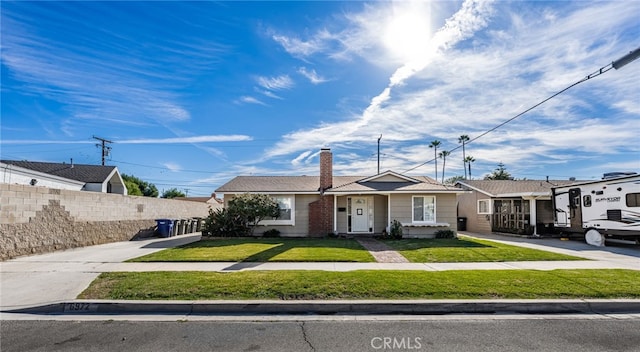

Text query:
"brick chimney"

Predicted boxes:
[[319, 148, 332, 192]]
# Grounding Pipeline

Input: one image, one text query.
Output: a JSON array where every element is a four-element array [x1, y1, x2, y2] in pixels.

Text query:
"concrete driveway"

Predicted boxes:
[[1, 234, 201, 309]]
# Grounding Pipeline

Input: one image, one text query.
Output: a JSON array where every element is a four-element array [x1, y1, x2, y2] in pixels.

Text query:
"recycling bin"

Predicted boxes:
[[155, 219, 173, 238], [457, 217, 467, 231]]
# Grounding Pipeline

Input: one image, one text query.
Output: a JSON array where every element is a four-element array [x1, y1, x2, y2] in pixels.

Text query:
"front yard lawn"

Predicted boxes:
[[384, 236, 584, 262], [79, 269, 640, 300], [129, 238, 375, 262]]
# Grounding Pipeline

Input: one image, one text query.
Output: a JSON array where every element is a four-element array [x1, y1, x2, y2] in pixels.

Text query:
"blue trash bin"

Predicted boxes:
[[155, 219, 173, 238]]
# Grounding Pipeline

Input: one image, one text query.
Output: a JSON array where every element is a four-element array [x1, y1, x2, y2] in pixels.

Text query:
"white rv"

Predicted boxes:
[[552, 173, 640, 246]]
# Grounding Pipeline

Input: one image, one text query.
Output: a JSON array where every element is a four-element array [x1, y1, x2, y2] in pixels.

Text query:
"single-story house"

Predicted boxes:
[[456, 179, 580, 236], [215, 148, 465, 237], [1, 160, 127, 195]]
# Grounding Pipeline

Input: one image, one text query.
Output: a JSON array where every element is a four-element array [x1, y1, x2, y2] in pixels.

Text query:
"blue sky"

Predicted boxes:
[[2, 0, 639, 196]]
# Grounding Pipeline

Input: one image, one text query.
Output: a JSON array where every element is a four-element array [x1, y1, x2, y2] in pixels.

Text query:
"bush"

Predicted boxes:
[[434, 229, 456, 239], [203, 193, 281, 237], [263, 229, 281, 238], [390, 220, 403, 239], [378, 220, 403, 240]]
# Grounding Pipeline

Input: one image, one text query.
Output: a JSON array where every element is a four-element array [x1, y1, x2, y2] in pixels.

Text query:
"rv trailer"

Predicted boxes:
[[552, 173, 640, 246]]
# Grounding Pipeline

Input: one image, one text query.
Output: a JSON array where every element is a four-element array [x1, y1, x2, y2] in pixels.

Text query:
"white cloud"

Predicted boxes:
[[117, 135, 253, 144], [256, 75, 294, 91], [261, 0, 639, 180], [236, 96, 267, 106], [163, 162, 182, 172], [298, 67, 328, 84]]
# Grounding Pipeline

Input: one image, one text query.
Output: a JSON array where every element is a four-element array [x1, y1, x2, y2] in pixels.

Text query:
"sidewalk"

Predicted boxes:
[[1, 232, 639, 314]]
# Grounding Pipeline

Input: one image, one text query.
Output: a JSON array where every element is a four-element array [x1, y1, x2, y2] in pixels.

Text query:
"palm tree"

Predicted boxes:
[[458, 135, 470, 179], [464, 156, 475, 179], [439, 150, 451, 183], [428, 140, 441, 180]]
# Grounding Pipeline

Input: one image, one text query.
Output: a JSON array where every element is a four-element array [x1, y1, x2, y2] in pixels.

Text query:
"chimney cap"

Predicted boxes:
[[320, 147, 331, 151]]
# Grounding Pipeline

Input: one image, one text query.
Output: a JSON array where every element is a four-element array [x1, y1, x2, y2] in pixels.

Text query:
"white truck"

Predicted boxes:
[[552, 172, 640, 246]]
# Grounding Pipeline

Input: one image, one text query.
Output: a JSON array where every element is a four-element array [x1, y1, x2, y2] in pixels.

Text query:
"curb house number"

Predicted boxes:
[[64, 303, 94, 312]]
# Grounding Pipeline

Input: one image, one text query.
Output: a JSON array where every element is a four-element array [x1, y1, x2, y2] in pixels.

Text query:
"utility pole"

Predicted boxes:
[[377, 134, 382, 174], [93, 135, 112, 166]]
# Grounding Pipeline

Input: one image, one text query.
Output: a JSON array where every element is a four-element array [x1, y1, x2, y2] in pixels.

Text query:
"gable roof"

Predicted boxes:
[[1, 160, 118, 184], [216, 174, 463, 194], [456, 179, 581, 197]]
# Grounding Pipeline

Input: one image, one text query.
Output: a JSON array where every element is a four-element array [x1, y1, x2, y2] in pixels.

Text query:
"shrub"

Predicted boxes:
[[203, 194, 281, 237], [390, 220, 403, 240], [263, 229, 281, 238], [434, 229, 456, 239]]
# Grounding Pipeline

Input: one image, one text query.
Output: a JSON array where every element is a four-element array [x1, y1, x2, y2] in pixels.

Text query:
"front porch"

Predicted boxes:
[[330, 194, 455, 238]]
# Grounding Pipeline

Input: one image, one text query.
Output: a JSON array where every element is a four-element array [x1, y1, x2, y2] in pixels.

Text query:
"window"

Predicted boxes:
[[477, 199, 491, 214], [583, 195, 592, 207], [261, 195, 295, 225], [627, 193, 640, 207], [413, 196, 436, 223]]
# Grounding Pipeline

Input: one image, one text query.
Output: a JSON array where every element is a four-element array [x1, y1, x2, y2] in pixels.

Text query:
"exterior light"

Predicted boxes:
[[612, 47, 640, 70]]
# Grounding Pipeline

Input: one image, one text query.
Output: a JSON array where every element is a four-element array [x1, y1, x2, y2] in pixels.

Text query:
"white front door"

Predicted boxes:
[[352, 197, 369, 232]]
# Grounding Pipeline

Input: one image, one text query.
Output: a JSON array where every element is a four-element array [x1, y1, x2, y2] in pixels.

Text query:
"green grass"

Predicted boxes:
[[79, 269, 640, 300], [129, 238, 375, 262], [384, 236, 584, 262]]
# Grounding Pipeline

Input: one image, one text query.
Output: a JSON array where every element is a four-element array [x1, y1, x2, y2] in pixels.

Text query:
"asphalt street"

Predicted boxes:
[[2, 317, 640, 352]]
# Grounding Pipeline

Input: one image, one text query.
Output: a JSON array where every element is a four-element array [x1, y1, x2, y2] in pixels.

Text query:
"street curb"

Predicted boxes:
[[5, 299, 640, 316]]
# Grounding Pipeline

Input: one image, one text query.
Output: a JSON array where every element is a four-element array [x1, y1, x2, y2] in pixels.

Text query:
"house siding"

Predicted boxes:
[[389, 193, 457, 237], [457, 190, 492, 234], [225, 193, 320, 237], [373, 194, 388, 233]]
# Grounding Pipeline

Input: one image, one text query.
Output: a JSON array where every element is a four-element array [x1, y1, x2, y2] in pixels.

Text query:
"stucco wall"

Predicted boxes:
[[0, 183, 212, 260]]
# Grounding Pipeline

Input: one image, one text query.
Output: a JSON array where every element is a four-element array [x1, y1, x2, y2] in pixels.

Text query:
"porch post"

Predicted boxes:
[[333, 194, 338, 234], [529, 198, 537, 236], [387, 193, 391, 231]]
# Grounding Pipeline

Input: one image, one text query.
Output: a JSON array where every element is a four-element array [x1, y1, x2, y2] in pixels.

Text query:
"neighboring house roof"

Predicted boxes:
[[456, 180, 581, 197], [217, 173, 463, 195], [174, 196, 223, 204], [1, 160, 117, 184]]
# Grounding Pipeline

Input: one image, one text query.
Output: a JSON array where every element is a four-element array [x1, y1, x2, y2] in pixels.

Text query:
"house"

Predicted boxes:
[[174, 193, 224, 210], [0, 160, 127, 195], [215, 148, 465, 237], [456, 179, 580, 236]]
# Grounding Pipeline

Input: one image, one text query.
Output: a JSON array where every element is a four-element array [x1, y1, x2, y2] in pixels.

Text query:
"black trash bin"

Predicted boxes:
[[155, 219, 173, 238], [457, 217, 467, 231]]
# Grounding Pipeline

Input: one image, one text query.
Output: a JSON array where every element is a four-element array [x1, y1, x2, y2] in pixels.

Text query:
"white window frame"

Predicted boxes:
[[477, 199, 492, 215], [260, 195, 295, 226], [412, 196, 436, 223]]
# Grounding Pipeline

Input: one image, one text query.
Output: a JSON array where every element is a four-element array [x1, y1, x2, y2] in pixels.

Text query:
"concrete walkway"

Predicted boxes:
[[355, 237, 409, 263], [1, 232, 639, 311]]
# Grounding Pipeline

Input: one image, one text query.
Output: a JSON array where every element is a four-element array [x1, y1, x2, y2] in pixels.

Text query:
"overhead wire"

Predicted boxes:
[[402, 54, 630, 174]]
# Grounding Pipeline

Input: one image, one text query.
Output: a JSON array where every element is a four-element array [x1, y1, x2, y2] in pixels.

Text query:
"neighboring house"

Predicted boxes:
[[215, 148, 465, 237], [1, 160, 127, 195], [174, 194, 224, 210], [456, 179, 580, 236]]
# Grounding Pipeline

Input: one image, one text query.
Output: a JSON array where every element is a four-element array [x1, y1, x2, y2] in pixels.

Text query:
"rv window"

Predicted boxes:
[[583, 195, 592, 207], [626, 193, 640, 207]]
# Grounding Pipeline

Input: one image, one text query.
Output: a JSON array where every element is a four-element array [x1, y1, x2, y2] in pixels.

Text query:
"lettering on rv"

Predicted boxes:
[[595, 197, 621, 203]]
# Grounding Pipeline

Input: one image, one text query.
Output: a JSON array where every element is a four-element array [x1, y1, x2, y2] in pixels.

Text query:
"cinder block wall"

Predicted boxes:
[[0, 183, 212, 260]]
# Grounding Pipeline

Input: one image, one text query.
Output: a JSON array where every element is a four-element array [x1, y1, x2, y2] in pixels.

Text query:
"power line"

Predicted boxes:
[[403, 47, 640, 174]]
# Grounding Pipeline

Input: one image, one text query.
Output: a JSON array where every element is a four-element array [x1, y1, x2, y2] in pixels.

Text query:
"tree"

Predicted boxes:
[[162, 188, 186, 199], [121, 174, 159, 197], [458, 135, 470, 179], [464, 156, 475, 179], [484, 162, 514, 180], [204, 193, 280, 236], [438, 150, 451, 183], [124, 179, 142, 196], [428, 140, 441, 181], [444, 175, 465, 185]]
